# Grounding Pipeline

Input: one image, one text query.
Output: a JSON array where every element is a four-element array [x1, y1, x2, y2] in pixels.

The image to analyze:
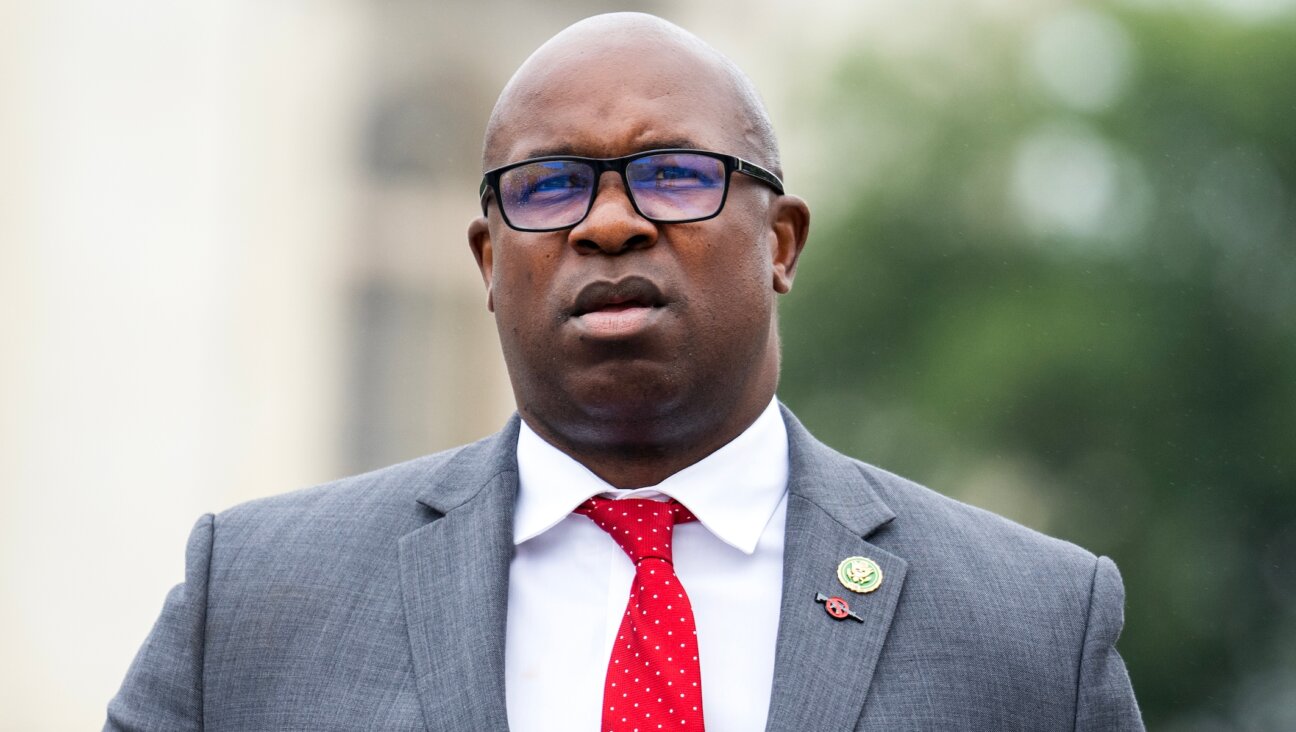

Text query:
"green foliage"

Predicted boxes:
[[779, 6, 1296, 726]]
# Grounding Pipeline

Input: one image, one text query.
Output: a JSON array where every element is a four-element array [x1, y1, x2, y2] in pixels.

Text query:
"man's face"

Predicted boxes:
[[469, 40, 806, 455]]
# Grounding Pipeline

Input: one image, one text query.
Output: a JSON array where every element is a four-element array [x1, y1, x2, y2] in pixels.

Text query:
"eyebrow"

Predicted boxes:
[[518, 138, 703, 160]]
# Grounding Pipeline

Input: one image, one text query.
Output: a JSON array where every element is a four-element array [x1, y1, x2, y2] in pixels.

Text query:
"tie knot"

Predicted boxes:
[[574, 497, 696, 564]]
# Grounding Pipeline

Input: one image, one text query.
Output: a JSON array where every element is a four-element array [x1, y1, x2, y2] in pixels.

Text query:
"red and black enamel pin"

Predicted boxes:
[[815, 592, 865, 623]]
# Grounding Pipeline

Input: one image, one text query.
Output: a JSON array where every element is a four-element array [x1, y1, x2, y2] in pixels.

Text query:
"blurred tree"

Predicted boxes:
[[779, 5, 1296, 728]]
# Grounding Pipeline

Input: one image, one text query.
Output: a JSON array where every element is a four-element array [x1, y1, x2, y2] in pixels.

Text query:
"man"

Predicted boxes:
[[107, 13, 1142, 731]]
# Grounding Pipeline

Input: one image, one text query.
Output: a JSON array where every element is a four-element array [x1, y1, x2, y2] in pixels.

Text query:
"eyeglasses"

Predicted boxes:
[[478, 148, 785, 232]]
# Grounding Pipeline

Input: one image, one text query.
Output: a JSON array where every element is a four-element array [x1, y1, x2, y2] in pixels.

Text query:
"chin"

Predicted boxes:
[[575, 385, 683, 425], [547, 380, 699, 446]]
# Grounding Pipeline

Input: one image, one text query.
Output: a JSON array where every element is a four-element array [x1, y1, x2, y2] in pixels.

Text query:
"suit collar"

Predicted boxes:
[[765, 406, 908, 731], [413, 415, 522, 515], [779, 404, 896, 537]]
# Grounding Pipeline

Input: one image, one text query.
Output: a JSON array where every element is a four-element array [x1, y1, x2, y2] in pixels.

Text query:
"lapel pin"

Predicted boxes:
[[815, 592, 865, 623], [837, 556, 883, 594]]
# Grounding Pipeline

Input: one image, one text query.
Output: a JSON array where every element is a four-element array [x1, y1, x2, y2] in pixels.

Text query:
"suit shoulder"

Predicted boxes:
[[851, 459, 1113, 686], [211, 441, 477, 548], [853, 458, 1098, 577], [783, 406, 1096, 573], [229, 444, 463, 513]]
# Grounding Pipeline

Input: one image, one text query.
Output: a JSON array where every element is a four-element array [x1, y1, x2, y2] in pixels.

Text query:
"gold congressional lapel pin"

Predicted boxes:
[[836, 556, 883, 594]]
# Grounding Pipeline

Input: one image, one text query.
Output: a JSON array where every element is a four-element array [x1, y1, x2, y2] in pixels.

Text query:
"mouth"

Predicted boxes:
[[570, 276, 668, 339]]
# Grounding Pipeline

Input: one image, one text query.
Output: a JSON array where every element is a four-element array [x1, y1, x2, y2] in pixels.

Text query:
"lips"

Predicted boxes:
[[572, 276, 667, 316], [570, 276, 667, 339]]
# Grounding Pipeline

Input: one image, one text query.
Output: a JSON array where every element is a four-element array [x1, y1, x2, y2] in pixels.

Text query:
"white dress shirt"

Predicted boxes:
[[504, 399, 789, 732]]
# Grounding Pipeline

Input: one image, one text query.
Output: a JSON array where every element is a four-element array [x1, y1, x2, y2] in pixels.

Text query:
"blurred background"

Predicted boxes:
[[1, 0, 1292, 728]]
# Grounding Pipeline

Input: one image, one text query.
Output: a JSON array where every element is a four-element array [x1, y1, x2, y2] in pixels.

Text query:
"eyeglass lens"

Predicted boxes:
[[498, 153, 727, 230]]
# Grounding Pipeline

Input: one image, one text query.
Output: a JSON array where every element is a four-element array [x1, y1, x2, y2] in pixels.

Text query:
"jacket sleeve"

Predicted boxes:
[[104, 513, 214, 732], [1075, 555, 1144, 731]]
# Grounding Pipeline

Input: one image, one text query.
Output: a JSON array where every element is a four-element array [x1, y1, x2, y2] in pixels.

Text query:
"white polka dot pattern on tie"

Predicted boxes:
[[574, 497, 705, 732]]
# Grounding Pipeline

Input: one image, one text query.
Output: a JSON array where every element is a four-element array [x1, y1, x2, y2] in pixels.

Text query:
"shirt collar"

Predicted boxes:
[[513, 398, 789, 554]]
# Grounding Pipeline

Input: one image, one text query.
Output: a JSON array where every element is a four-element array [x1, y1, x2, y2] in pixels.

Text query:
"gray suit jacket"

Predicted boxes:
[[106, 408, 1143, 730]]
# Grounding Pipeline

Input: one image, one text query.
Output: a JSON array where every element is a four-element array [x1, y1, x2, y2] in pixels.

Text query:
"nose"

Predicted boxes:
[[568, 171, 658, 255]]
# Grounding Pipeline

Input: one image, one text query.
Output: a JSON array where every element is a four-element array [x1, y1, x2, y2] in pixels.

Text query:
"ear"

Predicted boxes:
[[768, 194, 810, 294], [467, 216, 496, 312]]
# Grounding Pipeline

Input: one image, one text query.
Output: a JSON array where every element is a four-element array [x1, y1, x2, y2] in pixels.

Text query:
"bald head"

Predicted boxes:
[[482, 13, 781, 177]]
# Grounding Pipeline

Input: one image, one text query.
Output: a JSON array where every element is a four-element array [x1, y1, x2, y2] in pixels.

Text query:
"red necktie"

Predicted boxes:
[[575, 497, 706, 732]]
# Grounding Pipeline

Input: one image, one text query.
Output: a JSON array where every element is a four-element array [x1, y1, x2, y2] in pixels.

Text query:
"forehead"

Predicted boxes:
[[489, 42, 756, 166]]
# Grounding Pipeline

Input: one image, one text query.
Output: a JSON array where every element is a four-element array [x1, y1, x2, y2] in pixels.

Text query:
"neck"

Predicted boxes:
[[522, 391, 775, 489]]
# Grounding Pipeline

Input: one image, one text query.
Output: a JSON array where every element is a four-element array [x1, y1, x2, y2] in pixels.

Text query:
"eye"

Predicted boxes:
[[501, 160, 595, 207], [533, 174, 579, 192], [628, 155, 725, 192], [651, 165, 717, 188], [656, 167, 691, 180], [519, 172, 586, 203]]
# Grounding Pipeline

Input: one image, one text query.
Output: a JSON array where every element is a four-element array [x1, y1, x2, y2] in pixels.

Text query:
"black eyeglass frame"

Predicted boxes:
[[478, 148, 786, 232]]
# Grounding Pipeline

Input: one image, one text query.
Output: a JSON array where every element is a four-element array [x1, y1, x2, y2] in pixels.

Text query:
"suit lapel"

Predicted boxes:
[[765, 408, 908, 732], [399, 418, 521, 732]]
